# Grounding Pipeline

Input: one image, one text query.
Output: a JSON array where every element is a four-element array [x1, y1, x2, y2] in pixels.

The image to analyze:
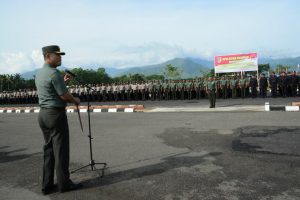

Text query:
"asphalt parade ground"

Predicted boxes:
[[1, 98, 300, 200]]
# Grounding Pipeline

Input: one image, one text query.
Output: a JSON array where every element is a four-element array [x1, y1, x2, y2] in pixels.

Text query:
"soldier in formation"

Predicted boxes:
[[1, 72, 299, 105]]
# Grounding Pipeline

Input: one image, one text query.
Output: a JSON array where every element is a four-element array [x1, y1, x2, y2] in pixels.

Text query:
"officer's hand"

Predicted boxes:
[[64, 74, 71, 83], [74, 97, 80, 105]]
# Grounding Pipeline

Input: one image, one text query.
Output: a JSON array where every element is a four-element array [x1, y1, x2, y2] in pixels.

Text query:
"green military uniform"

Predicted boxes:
[[187, 81, 193, 100], [176, 81, 181, 100], [203, 79, 208, 98], [220, 79, 227, 99], [163, 81, 169, 100], [169, 81, 175, 100], [215, 78, 220, 98], [230, 79, 237, 98], [181, 81, 186, 100], [35, 47, 71, 193], [195, 79, 202, 99], [207, 79, 216, 108], [245, 76, 251, 97], [239, 78, 246, 98], [155, 81, 162, 100]]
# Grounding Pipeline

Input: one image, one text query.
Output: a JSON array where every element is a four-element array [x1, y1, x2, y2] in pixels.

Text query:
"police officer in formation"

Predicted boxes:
[[278, 72, 288, 97], [259, 74, 268, 98], [289, 71, 299, 97], [269, 72, 278, 97], [249, 75, 258, 98], [0, 89, 38, 104]]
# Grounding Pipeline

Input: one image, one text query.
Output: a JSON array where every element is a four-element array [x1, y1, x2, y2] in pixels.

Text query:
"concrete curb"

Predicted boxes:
[[265, 102, 300, 112], [0, 105, 144, 114], [144, 106, 265, 112], [2, 103, 300, 113]]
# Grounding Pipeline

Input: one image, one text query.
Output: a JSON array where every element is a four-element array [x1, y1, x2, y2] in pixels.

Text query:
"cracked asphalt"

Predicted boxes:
[[0, 110, 300, 200]]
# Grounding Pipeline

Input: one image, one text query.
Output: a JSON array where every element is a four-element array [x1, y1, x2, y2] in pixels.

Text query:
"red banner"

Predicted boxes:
[[214, 53, 258, 73]]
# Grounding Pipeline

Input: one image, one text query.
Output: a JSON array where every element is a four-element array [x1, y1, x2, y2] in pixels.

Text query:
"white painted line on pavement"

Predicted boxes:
[[265, 102, 270, 111], [124, 108, 134, 112], [108, 108, 117, 112], [145, 106, 265, 112], [285, 106, 300, 111]]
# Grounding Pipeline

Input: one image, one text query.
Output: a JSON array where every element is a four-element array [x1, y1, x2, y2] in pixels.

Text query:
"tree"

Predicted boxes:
[[163, 64, 181, 79], [274, 64, 291, 74], [128, 73, 145, 82], [202, 69, 215, 77], [95, 68, 111, 83], [258, 64, 270, 74], [146, 74, 164, 80], [67, 67, 112, 85], [0, 74, 27, 91], [113, 75, 130, 83]]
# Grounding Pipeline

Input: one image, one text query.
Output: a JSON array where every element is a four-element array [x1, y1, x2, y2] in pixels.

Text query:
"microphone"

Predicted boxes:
[[65, 70, 77, 77]]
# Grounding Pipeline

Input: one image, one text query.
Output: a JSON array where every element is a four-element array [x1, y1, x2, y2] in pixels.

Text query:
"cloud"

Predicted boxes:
[[0, 43, 232, 74], [31, 50, 44, 68], [2, 43, 203, 74], [104, 43, 192, 67], [0, 50, 43, 74], [68, 42, 204, 69]]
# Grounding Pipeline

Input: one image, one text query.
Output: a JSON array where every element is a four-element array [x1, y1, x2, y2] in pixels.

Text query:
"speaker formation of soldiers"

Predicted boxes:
[[1, 71, 299, 105]]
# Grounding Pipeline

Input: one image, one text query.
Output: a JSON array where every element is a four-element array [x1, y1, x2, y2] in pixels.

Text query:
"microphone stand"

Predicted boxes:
[[69, 75, 107, 177]]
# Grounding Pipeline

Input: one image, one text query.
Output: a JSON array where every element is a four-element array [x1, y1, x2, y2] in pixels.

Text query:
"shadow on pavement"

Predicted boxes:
[[232, 126, 300, 156], [0, 146, 39, 163], [79, 151, 222, 190]]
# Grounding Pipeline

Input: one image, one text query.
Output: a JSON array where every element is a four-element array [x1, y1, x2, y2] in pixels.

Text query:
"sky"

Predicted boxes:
[[1, 0, 300, 74]]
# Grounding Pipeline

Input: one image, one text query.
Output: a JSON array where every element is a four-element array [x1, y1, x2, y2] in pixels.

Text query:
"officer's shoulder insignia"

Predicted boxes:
[[49, 72, 57, 79]]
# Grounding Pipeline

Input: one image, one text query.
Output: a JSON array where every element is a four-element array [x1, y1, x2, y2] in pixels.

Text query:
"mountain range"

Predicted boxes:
[[21, 56, 300, 79]]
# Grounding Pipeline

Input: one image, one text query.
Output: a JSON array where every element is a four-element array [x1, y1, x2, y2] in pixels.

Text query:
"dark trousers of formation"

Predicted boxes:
[[1, 86, 300, 105], [71, 89, 208, 102], [207, 90, 216, 108], [71, 87, 300, 102], [0, 96, 39, 104]]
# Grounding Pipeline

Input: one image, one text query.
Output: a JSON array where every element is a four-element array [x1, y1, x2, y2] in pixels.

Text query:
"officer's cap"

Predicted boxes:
[[42, 45, 65, 56]]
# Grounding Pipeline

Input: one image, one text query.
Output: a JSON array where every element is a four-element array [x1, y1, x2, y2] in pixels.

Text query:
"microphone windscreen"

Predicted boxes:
[[65, 70, 76, 77]]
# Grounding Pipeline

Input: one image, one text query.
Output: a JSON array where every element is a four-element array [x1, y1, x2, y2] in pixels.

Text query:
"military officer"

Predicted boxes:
[[239, 76, 246, 98], [35, 45, 82, 194], [206, 76, 216, 108], [220, 76, 227, 99], [230, 76, 238, 98]]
